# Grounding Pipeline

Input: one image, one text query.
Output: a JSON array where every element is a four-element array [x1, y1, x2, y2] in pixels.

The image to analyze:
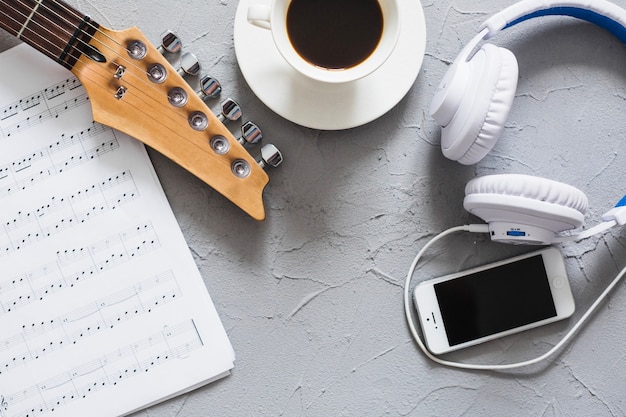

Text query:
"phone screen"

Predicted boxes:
[[434, 254, 557, 347]]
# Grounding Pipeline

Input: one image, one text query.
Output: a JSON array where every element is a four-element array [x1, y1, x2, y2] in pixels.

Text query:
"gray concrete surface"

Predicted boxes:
[[2, 0, 626, 415]]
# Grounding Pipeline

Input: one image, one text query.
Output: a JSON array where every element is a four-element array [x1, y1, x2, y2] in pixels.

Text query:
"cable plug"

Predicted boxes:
[[466, 224, 490, 233], [602, 195, 626, 226]]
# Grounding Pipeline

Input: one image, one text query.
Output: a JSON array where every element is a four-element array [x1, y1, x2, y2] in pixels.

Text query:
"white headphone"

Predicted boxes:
[[430, 0, 626, 244], [403, 0, 626, 371]]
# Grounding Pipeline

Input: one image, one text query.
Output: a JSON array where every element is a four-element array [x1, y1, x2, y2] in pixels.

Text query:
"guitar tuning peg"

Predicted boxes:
[[157, 30, 182, 55], [257, 144, 283, 169], [216, 98, 242, 123], [177, 52, 201, 77], [197, 75, 222, 100], [238, 121, 262, 146]]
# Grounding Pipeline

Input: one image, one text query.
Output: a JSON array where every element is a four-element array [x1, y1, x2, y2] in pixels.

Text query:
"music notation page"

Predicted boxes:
[[0, 45, 235, 417]]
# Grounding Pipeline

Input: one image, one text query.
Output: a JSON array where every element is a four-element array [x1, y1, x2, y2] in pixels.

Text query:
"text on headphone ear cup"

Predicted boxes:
[[440, 44, 519, 165]]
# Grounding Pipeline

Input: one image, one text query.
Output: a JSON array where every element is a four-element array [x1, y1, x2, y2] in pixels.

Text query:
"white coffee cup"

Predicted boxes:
[[247, 0, 400, 84]]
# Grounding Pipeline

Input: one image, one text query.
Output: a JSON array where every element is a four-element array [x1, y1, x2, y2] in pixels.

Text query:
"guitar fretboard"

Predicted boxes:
[[0, 0, 98, 69]]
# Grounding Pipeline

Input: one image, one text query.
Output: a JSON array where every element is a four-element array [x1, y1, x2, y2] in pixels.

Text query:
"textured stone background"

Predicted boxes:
[[2, 0, 626, 415]]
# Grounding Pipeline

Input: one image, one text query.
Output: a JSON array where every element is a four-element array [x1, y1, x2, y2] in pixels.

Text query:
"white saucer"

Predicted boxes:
[[233, 0, 427, 130]]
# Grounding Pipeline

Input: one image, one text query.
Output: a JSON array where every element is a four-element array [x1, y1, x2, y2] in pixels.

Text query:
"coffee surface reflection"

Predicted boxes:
[[286, 0, 384, 70]]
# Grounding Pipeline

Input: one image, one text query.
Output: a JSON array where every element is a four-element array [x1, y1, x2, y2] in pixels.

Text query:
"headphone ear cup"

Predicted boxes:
[[440, 44, 519, 165], [464, 174, 589, 235]]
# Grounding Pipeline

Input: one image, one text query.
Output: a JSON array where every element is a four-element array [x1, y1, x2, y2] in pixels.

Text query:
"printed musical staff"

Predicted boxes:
[[0, 170, 139, 257], [0, 222, 160, 315], [1, 319, 203, 417], [0, 122, 116, 200], [1, 94, 91, 139], [0, 77, 85, 139], [19, 95, 41, 112], [0, 271, 180, 374], [1, 104, 18, 121], [43, 78, 81, 101]]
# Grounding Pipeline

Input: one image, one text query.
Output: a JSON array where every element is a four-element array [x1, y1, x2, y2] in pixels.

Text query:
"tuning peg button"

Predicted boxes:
[[238, 121, 262, 145], [216, 98, 242, 123], [127, 40, 147, 60], [157, 30, 182, 54], [197, 75, 222, 100], [257, 144, 283, 169], [178, 52, 200, 77]]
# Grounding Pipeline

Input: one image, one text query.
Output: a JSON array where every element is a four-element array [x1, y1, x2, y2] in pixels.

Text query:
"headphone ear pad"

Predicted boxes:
[[464, 174, 589, 234], [441, 44, 519, 165]]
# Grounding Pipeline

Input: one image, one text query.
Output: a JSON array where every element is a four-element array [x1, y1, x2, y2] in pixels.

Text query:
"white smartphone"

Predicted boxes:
[[413, 247, 575, 355]]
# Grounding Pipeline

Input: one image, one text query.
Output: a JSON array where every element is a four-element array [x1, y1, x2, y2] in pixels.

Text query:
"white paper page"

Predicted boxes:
[[0, 44, 235, 417]]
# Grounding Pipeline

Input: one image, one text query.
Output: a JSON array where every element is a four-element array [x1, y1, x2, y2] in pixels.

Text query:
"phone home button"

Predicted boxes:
[[552, 277, 565, 289]]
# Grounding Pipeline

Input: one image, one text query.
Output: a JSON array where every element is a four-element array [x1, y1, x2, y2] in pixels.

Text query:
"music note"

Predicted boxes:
[[0, 122, 117, 201], [0, 395, 7, 417], [0, 319, 204, 416], [1, 77, 88, 140], [19, 95, 41, 112], [0, 103, 18, 121], [0, 270, 179, 377], [0, 170, 138, 256], [0, 223, 161, 315], [43, 77, 79, 100]]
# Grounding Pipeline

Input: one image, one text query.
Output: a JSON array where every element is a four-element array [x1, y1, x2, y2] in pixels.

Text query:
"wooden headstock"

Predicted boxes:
[[71, 26, 276, 220]]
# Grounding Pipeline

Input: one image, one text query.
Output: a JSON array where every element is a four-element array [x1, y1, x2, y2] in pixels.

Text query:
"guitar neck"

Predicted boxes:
[[0, 0, 98, 69]]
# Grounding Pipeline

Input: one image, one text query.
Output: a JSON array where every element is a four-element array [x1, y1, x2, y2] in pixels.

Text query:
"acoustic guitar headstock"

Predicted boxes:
[[70, 26, 282, 221]]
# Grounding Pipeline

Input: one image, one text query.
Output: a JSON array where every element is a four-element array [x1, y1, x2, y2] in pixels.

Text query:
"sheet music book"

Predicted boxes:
[[0, 44, 235, 417]]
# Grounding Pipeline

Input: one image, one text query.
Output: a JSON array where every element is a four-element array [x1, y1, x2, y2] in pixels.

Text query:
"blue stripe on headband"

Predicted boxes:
[[504, 7, 626, 44]]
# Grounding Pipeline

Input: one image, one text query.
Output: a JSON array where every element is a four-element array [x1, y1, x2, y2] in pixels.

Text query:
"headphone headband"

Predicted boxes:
[[479, 0, 626, 42], [452, 0, 626, 66], [430, 0, 626, 243]]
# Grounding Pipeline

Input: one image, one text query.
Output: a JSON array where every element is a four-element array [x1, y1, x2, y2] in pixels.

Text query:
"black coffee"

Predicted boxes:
[[286, 0, 384, 70]]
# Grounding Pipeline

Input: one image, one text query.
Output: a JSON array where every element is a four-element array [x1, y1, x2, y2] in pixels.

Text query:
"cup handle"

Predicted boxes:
[[247, 5, 272, 30]]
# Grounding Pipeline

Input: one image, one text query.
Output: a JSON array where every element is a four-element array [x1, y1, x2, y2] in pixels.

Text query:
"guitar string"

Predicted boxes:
[[48, 0, 136, 56], [8, 0, 143, 76], [46, 0, 173, 83], [6, 0, 174, 97], [2, 0, 200, 127], [69, 57, 211, 148], [0, 1, 57, 65], [27, 0, 158, 79], [0, 0, 217, 144], [45, 0, 213, 112]]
